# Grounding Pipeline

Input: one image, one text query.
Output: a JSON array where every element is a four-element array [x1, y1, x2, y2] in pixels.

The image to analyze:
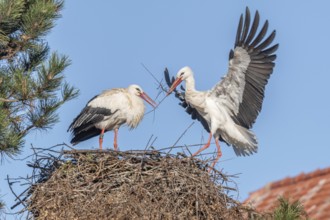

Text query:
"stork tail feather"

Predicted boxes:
[[70, 127, 102, 145], [231, 125, 258, 156]]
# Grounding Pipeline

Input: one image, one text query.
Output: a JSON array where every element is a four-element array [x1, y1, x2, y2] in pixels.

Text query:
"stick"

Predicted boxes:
[[167, 122, 195, 154]]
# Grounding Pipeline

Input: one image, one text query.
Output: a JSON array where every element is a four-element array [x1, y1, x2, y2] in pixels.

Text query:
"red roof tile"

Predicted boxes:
[[244, 167, 330, 220]]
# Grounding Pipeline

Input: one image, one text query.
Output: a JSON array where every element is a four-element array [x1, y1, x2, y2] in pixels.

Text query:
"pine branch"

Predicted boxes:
[[0, 0, 79, 159], [273, 197, 308, 220], [0, 98, 19, 102]]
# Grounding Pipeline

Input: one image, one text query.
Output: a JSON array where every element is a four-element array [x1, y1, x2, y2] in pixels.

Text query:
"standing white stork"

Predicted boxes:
[[68, 84, 157, 150], [166, 7, 278, 170]]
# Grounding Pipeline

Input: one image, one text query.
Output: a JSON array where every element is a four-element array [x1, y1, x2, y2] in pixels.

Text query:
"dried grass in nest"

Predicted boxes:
[[14, 147, 264, 219]]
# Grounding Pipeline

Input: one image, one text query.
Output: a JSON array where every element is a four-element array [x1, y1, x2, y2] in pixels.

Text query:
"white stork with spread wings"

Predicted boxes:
[[166, 7, 278, 170], [68, 84, 157, 150]]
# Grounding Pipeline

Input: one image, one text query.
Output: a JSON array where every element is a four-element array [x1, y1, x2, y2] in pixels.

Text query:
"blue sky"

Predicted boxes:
[[2, 1, 330, 217]]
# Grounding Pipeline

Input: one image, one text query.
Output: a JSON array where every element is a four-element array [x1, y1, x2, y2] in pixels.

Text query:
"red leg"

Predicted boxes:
[[208, 138, 222, 172], [192, 132, 213, 157], [99, 128, 105, 150], [113, 128, 118, 151]]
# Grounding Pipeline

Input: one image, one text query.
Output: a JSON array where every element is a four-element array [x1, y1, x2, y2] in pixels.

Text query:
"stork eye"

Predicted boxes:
[[180, 72, 185, 76], [135, 88, 141, 92]]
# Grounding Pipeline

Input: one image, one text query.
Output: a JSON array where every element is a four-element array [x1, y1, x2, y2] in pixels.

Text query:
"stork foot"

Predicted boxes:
[[99, 128, 105, 150], [192, 132, 213, 157], [114, 143, 118, 151]]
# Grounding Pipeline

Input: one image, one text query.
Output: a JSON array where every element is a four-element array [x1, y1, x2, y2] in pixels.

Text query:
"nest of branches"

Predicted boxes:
[[11, 146, 264, 219]]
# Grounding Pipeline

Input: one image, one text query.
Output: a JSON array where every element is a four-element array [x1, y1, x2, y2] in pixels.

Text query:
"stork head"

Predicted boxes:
[[128, 84, 157, 108], [167, 66, 193, 96]]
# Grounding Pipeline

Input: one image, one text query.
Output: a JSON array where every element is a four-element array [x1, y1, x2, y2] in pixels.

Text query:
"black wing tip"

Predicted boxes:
[[164, 67, 170, 80], [69, 136, 78, 145], [255, 10, 260, 18], [252, 10, 260, 24], [164, 67, 172, 87], [229, 49, 234, 60], [67, 120, 77, 132], [264, 19, 269, 28], [245, 7, 254, 16], [237, 8, 260, 47], [235, 14, 244, 46], [234, 8, 279, 62]]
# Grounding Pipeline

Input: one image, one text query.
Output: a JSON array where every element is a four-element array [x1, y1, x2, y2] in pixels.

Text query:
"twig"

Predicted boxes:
[[183, 144, 193, 157], [144, 134, 154, 150], [140, 63, 166, 92], [7, 175, 26, 209], [140, 63, 169, 115], [167, 122, 195, 154], [144, 94, 167, 116], [157, 142, 212, 152], [12, 143, 70, 161], [144, 134, 158, 151]]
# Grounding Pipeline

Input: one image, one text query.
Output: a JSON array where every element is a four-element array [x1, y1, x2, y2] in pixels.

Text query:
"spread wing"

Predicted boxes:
[[164, 68, 210, 133], [210, 7, 278, 129]]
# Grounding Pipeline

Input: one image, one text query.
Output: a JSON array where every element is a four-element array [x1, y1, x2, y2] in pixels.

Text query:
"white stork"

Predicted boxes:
[[166, 7, 278, 170], [68, 84, 157, 150]]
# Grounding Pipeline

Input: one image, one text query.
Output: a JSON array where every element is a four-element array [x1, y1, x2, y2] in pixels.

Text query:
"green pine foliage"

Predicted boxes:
[[0, 0, 79, 160], [273, 197, 308, 220]]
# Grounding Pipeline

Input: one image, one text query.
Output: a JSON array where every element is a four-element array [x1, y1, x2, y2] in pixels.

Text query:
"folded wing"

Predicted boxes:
[[67, 95, 115, 144]]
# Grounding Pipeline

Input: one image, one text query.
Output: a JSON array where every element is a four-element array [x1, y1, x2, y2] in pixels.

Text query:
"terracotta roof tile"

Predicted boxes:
[[244, 167, 330, 220]]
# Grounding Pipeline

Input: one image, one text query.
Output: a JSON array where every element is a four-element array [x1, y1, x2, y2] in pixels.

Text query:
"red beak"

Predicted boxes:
[[140, 92, 157, 108], [167, 78, 182, 96]]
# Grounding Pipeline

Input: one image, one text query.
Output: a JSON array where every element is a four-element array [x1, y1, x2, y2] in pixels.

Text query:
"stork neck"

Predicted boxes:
[[185, 75, 196, 92]]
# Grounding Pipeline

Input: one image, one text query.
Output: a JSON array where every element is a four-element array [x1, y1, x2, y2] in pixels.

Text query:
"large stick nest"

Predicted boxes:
[[12, 147, 264, 219]]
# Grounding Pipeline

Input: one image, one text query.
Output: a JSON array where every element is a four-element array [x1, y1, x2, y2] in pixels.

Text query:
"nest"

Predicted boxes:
[[11, 146, 264, 219]]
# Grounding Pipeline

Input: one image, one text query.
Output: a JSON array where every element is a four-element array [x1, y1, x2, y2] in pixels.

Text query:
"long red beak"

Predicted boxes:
[[140, 92, 157, 108], [167, 78, 182, 96]]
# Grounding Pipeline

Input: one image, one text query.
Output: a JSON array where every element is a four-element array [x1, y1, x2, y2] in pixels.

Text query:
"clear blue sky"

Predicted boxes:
[[2, 1, 330, 217]]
